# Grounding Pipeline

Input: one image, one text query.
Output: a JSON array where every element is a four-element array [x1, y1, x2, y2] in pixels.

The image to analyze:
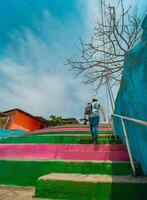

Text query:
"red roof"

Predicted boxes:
[[3, 108, 48, 125]]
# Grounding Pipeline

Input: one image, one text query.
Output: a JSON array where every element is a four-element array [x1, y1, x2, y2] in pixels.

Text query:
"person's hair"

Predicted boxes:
[[92, 99, 98, 102]]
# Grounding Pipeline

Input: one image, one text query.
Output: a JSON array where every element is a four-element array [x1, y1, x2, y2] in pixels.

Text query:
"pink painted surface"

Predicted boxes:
[[0, 144, 128, 161], [63, 151, 129, 161], [50, 123, 111, 128], [30, 127, 112, 134]]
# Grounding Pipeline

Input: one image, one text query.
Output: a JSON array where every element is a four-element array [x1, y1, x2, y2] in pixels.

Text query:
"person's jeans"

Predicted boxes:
[[89, 116, 100, 141]]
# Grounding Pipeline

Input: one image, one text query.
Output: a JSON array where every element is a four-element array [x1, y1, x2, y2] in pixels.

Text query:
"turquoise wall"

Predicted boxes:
[[0, 129, 26, 138], [114, 15, 147, 175]]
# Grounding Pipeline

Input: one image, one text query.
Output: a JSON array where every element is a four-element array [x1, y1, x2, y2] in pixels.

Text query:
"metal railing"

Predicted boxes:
[[112, 113, 147, 176]]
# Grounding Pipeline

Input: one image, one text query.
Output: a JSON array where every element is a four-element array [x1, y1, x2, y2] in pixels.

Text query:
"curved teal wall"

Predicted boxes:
[[114, 15, 147, 175]]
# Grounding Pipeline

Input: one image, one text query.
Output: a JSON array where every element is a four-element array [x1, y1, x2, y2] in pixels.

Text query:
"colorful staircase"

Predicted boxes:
[[0, 123, 146, 199]]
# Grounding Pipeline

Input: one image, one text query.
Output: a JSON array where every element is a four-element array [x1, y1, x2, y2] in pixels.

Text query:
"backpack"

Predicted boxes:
[[85, 103, 92, 115], [85, 102, 100, 115]]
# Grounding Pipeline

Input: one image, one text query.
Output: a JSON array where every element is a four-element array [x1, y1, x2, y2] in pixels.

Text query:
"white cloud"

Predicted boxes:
[[0, 56, 93, 118]]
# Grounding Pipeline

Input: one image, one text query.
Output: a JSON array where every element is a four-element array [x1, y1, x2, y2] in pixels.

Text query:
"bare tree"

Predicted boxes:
[[66, 0, 142, 89]]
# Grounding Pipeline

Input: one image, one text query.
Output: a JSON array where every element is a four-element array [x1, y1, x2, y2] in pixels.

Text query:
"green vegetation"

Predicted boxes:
[[48, 115, 64, 126], [35, 179, 147, 200], [0, 135, 120, 144], [0, 160, 133, 186]]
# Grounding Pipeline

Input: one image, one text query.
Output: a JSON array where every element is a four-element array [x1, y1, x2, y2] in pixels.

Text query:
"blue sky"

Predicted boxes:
[[0, 0, 85, 54], [0, 0, 146, 119]]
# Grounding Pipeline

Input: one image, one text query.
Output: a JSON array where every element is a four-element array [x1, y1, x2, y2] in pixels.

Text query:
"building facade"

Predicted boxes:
[[3, 109, 49, 132]]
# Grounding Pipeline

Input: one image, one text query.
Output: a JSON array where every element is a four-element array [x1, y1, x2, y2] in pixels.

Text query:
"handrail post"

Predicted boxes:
[[111, 115, 117, 139], [121, 118, 136, 176]]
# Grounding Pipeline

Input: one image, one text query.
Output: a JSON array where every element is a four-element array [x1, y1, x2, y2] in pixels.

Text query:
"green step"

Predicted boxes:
[[33, 134, 114, 137], [0, 160, 134, 186], [45, 125, 111, 128], [35, 173, 147, 200], [0, 135, 120, 144], [29, 131, 113, 135]]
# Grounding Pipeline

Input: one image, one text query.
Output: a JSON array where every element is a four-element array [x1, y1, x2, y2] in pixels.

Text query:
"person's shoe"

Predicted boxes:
[[93, 139, 98, 144]]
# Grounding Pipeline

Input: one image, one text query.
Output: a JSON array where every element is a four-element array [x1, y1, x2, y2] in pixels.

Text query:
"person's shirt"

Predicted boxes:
[[89, 102, 101, 118]]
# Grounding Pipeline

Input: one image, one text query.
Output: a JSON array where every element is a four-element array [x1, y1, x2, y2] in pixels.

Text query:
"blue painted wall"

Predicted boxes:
[[0, 129, 26, 138], [114, 15, 147, 175]]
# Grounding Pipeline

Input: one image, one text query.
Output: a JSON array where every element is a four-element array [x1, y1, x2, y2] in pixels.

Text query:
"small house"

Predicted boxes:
[[3, 108, 49, 131]]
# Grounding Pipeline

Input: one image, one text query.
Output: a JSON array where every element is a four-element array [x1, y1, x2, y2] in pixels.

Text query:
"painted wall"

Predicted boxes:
[[0, 129, 26, 138], [6, 110, 48, 131], [114, 15, 147, 175]]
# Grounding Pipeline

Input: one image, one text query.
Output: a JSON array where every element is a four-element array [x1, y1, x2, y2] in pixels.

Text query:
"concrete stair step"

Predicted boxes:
[[0, 159, 135, 186], [0, 151, 129, 162], [35, 173, 147, 200], [31, 127, 112, 134], [0, 135, 121, 144], [38, 173, 147, 183], [0, 185, 34, 200], [30, 131, 113, 136], [49, 123, 111, 128], [63, 151, 129, 161], [0, 144, 128, 160], [0, 143, 127, 151], [79, 138, 121, 144], [34, 133, 114, 137]]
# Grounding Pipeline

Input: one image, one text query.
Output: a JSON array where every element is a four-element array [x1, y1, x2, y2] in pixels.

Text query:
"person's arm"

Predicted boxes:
[[83, 108, 88, 125], [99, 105, 106, 122], [84, 107, 87, 119]]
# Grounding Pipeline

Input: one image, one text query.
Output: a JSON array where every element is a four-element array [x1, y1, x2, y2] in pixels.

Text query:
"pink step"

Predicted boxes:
[[0, 144, 127, 153], [30, 127, 112, 134], [48, 123, 111, 128], [63, 151, 129, 161], [0, 144, 128, 161]]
